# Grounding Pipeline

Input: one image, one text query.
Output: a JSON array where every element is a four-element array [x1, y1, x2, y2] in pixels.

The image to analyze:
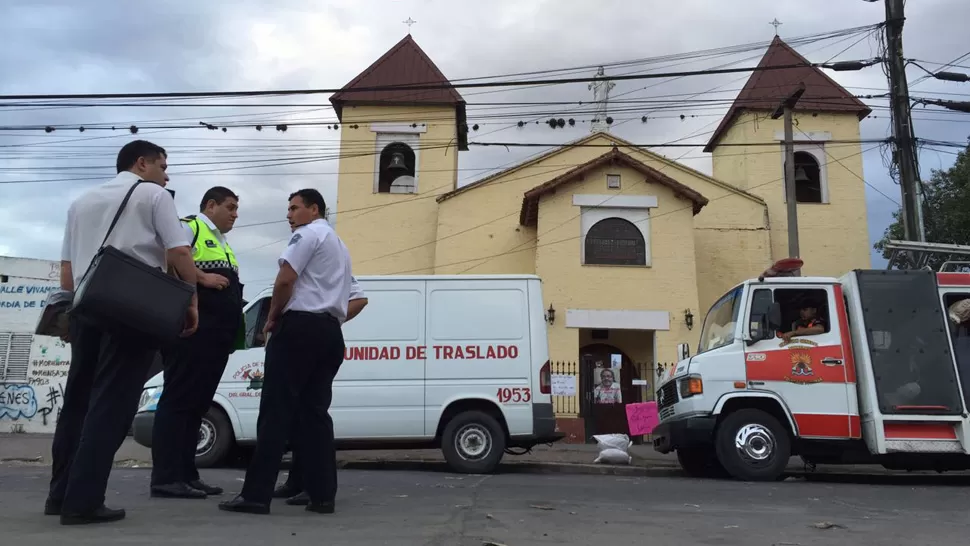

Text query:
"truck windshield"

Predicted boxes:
[[697, 285, 743, 354]]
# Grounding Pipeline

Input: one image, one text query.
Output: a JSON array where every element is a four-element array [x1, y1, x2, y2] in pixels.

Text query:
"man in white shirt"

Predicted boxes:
[[219, 188, 352, 516], [48, 140, 199, 526], [272, 277, 368, 506]]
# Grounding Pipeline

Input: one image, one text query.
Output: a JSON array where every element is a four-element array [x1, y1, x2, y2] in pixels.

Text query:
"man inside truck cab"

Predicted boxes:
[[779, 300, 826, 343]]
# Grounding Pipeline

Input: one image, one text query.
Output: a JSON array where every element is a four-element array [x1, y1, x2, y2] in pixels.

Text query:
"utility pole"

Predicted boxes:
[[772, 83, 806, 269], [882, 0, 924, 241]]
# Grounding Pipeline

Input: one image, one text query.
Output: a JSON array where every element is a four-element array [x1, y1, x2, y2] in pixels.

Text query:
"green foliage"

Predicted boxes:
[[875, 140, 970, 269]]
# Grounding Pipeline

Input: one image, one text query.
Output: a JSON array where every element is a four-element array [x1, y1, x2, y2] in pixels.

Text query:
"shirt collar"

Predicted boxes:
[[198, 212, 221, 234]]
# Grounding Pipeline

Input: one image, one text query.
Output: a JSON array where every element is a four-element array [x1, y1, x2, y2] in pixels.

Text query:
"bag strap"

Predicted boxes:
[[99, 181, 145, 250]]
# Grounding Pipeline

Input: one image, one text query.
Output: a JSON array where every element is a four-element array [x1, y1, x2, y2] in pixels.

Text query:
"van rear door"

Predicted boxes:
[[425, 278, 533, 436]]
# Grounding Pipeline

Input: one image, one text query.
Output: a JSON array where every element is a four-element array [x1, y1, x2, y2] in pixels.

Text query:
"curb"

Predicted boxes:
[[338, 459, 686, 477]]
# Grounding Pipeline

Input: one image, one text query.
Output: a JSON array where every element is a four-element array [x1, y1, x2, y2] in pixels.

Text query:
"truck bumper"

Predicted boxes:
[[652, 415, 717, 454], [132, 411, 155, 449]]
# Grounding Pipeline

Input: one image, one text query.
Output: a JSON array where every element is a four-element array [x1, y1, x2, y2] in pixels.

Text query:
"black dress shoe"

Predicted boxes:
[[305, 501, 335, 515], [60, 505, 126, 525], [285, 492, 309, 506], [273, 483, 301, 499], [218, 495, 270, 515], [188, 479, 223, 496], [44, 498, 62, 516], [150, 482, 207, 499]]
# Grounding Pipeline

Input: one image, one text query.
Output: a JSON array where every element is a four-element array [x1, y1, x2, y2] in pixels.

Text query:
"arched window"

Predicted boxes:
[[377, 142, 416, 194], [584, 217, 646, 266], [789, 151, 823, 203]]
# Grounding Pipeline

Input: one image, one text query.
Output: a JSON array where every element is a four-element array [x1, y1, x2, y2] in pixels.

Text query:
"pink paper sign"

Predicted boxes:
[[625, 402, 659, 436]]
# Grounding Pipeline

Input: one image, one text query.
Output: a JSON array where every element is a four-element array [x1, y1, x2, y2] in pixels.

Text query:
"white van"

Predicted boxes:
[[132, 274, 562, 474]]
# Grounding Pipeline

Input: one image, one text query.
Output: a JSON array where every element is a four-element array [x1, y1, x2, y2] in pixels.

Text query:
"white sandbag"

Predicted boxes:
[[592, 433, 632, 452], [594, 447, 632, 465], [592, 433, 632, 465]]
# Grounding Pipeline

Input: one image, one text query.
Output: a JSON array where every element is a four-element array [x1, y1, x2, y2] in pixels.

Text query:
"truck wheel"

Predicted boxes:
[[676, 448, 728, 479], [195, 406, 233, 468], [714, 409, 790, 482], [441, 411, 506, 474]]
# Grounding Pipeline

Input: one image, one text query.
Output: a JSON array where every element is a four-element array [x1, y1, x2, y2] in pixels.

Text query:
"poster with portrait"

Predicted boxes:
[[593, 360, 622, 405]]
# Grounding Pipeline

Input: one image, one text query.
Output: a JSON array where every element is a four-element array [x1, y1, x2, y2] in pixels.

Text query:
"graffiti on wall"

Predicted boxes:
[[0, 337, 71, 432], [0, 384, 38, 420]]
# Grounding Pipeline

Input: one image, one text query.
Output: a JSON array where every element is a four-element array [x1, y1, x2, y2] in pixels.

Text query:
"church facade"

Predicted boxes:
[[329, 35, 872, 441]]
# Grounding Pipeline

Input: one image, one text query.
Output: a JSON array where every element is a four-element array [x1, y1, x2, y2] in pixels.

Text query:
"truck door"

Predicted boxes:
[[744, 284, 858, 440]]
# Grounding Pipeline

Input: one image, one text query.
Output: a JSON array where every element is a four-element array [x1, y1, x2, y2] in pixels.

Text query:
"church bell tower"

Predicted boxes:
[[330, 35, 468, 275]]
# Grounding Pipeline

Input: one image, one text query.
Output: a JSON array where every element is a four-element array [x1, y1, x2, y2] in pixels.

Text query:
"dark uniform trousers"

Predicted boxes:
[[241, 311, 345, 504], [150, 322, 237, 486], [49, 317, 157, 513]]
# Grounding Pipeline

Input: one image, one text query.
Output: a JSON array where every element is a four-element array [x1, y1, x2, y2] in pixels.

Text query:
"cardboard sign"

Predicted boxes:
[[625, 401, 659, 436]]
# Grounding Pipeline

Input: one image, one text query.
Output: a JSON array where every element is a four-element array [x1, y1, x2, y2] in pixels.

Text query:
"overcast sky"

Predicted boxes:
[[1, 0, 968, 297]]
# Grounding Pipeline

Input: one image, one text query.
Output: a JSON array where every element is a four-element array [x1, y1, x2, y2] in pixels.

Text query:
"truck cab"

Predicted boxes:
[[653, 262, 970, 481]]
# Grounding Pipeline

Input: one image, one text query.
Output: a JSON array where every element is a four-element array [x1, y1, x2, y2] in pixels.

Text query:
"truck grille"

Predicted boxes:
[[657, 380, 679, 411]]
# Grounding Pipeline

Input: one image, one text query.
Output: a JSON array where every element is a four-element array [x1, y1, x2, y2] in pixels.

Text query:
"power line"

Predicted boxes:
[[0, 60, 882, 102]]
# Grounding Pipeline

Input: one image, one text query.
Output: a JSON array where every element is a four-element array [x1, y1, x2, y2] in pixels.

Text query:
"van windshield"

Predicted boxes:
[[697, 285, 743, 354]]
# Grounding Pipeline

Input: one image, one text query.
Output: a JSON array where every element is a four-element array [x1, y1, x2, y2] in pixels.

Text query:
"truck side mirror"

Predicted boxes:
[[766, 302, 782, 332]]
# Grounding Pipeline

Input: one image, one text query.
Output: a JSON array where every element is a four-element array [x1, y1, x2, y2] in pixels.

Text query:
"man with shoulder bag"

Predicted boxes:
[[46, 140, 199, 526]]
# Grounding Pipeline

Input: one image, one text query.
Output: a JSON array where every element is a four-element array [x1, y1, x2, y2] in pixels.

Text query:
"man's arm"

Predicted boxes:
[[347, 297, 368, 322], [60, 206, 74, 292], [265, 262, 299, 327], [265, 229, 314, 329]]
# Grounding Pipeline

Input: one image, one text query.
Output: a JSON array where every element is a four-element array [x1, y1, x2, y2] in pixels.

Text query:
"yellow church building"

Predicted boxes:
[[329, 35, 872, 442]]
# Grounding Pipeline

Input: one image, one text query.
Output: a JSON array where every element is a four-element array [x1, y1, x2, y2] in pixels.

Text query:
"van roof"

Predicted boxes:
[[250, 274, 542, 298]]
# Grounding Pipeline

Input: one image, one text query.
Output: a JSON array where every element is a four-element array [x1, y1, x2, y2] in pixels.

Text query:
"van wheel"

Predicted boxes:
[[676, 448, 728, 479], [195, 406, 233, 468], [441, 411, 506, 474], [714, 409, 790, 482]]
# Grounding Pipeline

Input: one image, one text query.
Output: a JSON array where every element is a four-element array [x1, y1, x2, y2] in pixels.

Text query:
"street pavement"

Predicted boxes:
[[2, 464, 969, 545]]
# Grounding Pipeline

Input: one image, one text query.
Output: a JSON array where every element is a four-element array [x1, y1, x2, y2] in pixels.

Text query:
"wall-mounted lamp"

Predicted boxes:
[[684, 308, 694, 331], [545, 304, 556, 325]]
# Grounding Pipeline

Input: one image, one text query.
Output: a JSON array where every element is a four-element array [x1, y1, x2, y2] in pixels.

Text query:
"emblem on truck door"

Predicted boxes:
[[785, 351, 822, 385]]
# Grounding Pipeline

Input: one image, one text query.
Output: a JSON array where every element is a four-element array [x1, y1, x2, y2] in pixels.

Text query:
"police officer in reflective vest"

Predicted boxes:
[[151, 186, 244, 499]]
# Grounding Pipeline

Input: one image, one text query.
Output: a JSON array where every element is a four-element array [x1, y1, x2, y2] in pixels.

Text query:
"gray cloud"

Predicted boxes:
[[1, 0, 968, 295]]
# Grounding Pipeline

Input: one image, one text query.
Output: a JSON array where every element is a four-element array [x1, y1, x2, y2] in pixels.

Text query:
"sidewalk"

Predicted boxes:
[[2, 433, 965, 478], [0, 433, 679, 474]]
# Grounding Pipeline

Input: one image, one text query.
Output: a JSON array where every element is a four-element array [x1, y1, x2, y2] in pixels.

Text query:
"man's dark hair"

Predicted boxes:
[[116, 140, 167, 173], [199, 186, 239, 212], [289, 188, 327, 217]]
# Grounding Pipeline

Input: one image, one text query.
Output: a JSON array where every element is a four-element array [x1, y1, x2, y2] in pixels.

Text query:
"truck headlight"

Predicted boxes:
[[679, 375, 703, 399], [138, 387, 162, 412]]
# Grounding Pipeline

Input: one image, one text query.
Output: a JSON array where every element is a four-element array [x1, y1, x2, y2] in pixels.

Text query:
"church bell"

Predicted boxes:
[[794, 166, 810, 183], [387, 152, 409, 173]]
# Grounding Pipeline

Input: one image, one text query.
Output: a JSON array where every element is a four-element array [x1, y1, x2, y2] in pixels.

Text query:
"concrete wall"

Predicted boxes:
[[0, 256, 70, 434]]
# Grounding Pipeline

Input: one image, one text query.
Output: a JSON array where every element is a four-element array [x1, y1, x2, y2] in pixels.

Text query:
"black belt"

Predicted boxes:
[[286, 310, 338, 323]]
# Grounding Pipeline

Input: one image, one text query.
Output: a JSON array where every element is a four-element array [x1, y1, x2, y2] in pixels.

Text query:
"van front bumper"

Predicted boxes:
[[132, 411, 155, 449], [652, 415, 716, 454]]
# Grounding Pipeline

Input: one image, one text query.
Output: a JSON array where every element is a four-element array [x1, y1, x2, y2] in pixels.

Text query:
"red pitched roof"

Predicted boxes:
[[518, 148, 709, 226], [704, 36, 871, 152], [329, 35, 468, 150]]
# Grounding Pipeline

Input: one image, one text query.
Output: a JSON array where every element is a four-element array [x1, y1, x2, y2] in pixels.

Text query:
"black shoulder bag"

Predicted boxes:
[[70, 181, 195, 347]]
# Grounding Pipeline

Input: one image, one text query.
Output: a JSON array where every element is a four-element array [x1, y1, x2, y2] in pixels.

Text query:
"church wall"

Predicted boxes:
[[333, 105, 459, 275], [711, 111, 872, 277], [533, 164, 699, 368], [615, 140, 771, 316]]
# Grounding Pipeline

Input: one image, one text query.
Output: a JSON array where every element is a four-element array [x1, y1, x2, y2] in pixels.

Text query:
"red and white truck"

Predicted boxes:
[[652, 250, 970, 481]]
